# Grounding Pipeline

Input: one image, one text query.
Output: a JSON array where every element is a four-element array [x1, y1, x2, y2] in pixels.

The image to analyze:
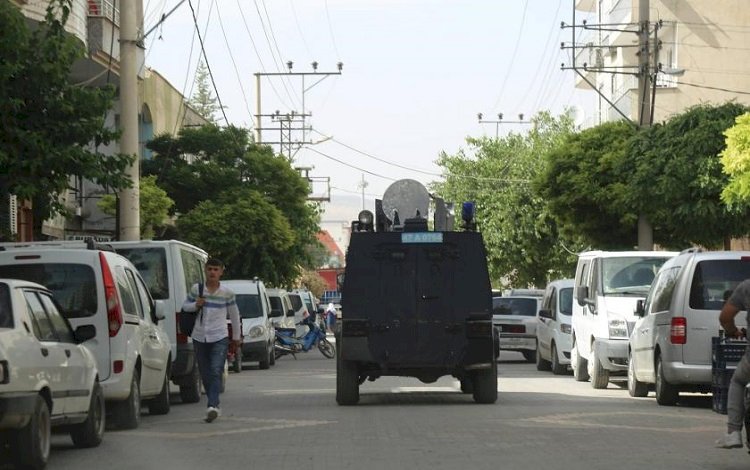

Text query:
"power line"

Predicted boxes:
[[304, 147, 398, 182], [678, 81, 750, 95], [517, 0, 563, 112], [491, 0, 530, 111], [289, 0, 312, 57], [215, 2, 255, 127], [324, 0, 341, 59]]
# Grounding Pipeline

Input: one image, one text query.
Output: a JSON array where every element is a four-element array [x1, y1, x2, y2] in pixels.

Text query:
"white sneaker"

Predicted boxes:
[[715, 431, 743, 449], [205, 407, 219, 423]]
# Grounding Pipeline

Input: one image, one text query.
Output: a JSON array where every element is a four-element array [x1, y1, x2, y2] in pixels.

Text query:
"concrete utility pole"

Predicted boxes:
[[118, 0, 140, 241], [636, 0, 653, 250], [477, 112, 531, 138]]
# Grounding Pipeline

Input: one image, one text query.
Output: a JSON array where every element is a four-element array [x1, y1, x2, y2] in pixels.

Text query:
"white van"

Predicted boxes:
[[108, 240, 207, 403], [222, 279, 276, 370], [536, 279, 574, 375], [572, 250, 677, 388], [267, 288, 296, 331]]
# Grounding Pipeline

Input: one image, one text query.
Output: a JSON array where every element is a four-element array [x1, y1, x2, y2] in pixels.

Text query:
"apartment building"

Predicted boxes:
[[573, 0, 750, 124], [5, 0, 206, 241]]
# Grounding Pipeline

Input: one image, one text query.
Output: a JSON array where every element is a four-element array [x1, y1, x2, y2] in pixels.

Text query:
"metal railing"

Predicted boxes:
[[86, 0, 119, 26]]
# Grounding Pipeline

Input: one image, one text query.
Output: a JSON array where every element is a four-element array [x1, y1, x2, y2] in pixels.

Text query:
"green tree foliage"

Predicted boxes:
[[537, 120, 638, 249], [97, 175, 174, 239], [0, 0, 132, 226], [626, 103, 750, 248], [143, 125, 320, 284], [434, 112, 582, 288], [188, 61, 220, 123], [721, 112, 750, 205]]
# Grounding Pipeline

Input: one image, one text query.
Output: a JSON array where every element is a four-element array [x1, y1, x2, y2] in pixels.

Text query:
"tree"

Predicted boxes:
[[720, 112, 750, 206], [188, 61, 220, 123], [626, 103, 750, 248], [435, 112, 581, 287], [537, 120, 638, 249], [296, 269, 329, 299], [97, 175, 174, 239], [0, 0, 132, 230]]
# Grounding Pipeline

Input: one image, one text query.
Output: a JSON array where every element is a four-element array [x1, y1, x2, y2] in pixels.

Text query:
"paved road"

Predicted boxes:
[[15, 351, 750, 470]]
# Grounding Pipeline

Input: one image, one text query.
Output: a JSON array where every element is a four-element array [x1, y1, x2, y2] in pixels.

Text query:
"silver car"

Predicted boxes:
[[493, 295, 542, 362]]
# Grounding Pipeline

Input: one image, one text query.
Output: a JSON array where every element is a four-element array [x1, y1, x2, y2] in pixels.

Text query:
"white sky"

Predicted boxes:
[[144, 0, 596, 222]]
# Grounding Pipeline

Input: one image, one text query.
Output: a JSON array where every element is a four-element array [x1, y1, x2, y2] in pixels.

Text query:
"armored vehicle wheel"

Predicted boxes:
[[472, 362, 498, 404], [336, 353, 360, 405], [536, 344, 551, 371], [522, 350, 536, 363], [460, 378, 474, 394], [572, 339, 589, 382], [589, 347, 609, 389], [628, 353, 648, 397], [551, 343, 567, 375]]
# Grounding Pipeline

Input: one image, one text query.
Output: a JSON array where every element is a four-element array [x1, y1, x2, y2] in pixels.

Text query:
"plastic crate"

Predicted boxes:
[[712, 336, 747, 369], [712, 385, 729, 414], [712, 368, 736, 388]]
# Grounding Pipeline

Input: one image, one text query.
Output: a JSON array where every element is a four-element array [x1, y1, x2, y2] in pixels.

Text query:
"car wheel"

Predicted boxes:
[[536, 343, 551, 371], [259, 345, 271, 370], [318, 338, 336, 359], [71, 381, 105, 448], [628, 353, 649, 398], [572, 339, 590, 382], [551, 343, 567, 375], [13, 395, 50, 469], [336, 349, 360, 405], [179, 363, 201, 404], [589, 344, 609, 389], [148, 368, 171, 415], [269, 341, 276, 366], [522, 350, 536, 363], [233, 348, 242, 373], [114, 368, 141, 430], [655, 356, 679, 406], [472, 361, 498, 404]]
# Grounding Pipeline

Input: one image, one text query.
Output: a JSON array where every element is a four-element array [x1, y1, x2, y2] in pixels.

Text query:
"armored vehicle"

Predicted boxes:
[[337, 179, 497, 405]]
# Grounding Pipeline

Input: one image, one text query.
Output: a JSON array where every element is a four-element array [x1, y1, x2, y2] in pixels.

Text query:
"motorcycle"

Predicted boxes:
[[274, 319, 335, 359]]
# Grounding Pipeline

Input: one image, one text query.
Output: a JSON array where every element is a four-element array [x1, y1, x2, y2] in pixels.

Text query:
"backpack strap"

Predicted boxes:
[[198, 282, 205, 325]]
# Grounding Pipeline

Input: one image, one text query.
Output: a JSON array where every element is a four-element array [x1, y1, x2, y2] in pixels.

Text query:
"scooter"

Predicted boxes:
[[275, 319, 335, 359]]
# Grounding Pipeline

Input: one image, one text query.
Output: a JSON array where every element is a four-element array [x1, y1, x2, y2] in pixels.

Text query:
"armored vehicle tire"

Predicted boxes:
[[460, 378, 474, 394], [551, 343, 567, 375], [572, 340, 590, 382], [655, 356, 679, 406], [472, 362, 498, 404], [628, 353, 649, 397], [536, 344, 551, 371], [180, 364, 202, 404], [589, 347, 609, 389], [522, 350, 536, 363], [336, 355, 360, 405]]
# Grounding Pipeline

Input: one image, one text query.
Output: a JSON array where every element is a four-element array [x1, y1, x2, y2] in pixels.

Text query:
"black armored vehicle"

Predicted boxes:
[[337, 179, 497, 405]]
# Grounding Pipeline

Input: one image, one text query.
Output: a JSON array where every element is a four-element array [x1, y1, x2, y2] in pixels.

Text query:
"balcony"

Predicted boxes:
[[17, 0, 88, 45]]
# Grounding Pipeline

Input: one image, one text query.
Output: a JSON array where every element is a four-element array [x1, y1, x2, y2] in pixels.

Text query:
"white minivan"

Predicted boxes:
[[222, 279, 276, 370], [571, 250, 677, 389], [535, 279, 574, 375]]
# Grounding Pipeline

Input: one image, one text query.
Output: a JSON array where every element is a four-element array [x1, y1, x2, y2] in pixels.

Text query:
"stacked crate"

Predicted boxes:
[[711, 335, 747, 414]]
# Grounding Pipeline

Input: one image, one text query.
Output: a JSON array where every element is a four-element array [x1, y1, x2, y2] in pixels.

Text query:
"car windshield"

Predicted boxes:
[[0, 263, 97, 318], [269, 296, 283, 313], [0, 283, 11, 328], [114, 247, 169, 299], [289, 293, 303, 311], [601, 257, 669, 295], [689, 259, 750, 310], [492, 297, 537, 316], [235, 294, 262, 319], [559, 287, 573, 315]]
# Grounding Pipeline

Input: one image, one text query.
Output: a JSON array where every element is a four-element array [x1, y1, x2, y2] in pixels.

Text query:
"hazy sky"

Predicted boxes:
[[144, 0, 595, 221]]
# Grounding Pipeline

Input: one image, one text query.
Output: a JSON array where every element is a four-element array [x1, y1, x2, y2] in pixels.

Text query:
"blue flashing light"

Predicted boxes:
[[461, 201, 475, 223]]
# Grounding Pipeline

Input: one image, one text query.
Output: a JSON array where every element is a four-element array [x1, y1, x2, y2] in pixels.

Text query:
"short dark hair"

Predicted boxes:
[[206, 258, 224, 268]]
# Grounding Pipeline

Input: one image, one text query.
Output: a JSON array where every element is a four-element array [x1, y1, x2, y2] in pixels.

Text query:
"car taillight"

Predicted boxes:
[[502, 325, 525, 334], [176, 312, 189, 343], [670, 317, 686, 344], [99, 253, 122, 337]]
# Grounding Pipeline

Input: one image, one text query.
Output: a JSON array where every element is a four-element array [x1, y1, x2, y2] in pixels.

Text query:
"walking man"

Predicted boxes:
[[183, 258, 241, 423], [715, 281, 750, 448]]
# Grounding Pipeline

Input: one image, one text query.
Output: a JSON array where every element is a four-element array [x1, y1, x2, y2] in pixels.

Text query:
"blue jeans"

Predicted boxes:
[[194, 337, 229, 408]]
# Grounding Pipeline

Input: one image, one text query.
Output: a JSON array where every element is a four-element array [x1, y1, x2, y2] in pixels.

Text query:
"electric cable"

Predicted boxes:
[[491, 0, 530, 111], [215, 2, 256, 127]]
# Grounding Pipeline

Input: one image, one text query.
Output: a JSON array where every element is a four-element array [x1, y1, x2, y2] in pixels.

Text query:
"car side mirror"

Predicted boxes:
[[635, 299, 646, 317], [269, 309, 282, 318], [538, 308, 554, 320], [576, 286, 589, 306], [153, 299, 167, 322], [286, 308, 296, 317], [74, 324, 96, 343]]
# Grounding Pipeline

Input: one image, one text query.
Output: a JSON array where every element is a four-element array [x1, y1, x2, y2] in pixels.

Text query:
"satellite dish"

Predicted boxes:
[[382, 179, 430, 225], [570, 105, 585, 128]]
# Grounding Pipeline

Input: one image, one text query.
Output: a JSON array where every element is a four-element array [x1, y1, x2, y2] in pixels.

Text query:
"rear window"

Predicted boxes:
[[0, 264, 97, 318], [0, 283, 11, 328], [114, 247, 169, 300], [559, 288, 573, 315], [492, 297, 537, 316], [289, 293, 303, 311], [269, 296, 282, 313], [236, 294, 262, 319], [689, 259, 750, 310]]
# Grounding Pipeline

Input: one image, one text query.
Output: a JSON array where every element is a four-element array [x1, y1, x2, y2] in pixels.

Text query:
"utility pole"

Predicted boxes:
[[477, 112, 531, 138], [636, 0, 653, 250], [118, 0, 140, 241], [357, 174, 368, 210]]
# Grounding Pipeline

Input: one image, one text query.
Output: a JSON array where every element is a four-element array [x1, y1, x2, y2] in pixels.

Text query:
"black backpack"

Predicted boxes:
[[179, 283, 204, 336]]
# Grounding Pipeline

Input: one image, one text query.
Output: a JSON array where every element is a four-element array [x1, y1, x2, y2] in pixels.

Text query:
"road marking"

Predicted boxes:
[[510, 411, 723, 433], [119, 417, 335, 439]]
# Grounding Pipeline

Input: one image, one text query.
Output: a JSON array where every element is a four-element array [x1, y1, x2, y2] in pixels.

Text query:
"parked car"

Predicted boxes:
[[536, 279, 574, 375], [0, 279, 105, 469], [572, 250, 678, 389], [628, 249, 750, 404], [287, 290, 310, 337], [0, 242, 172, 430], [492, 294, 542, 362], [222, 279, 276, 370], [267, 288, 296, 331], [108, 240, 207, 403]]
